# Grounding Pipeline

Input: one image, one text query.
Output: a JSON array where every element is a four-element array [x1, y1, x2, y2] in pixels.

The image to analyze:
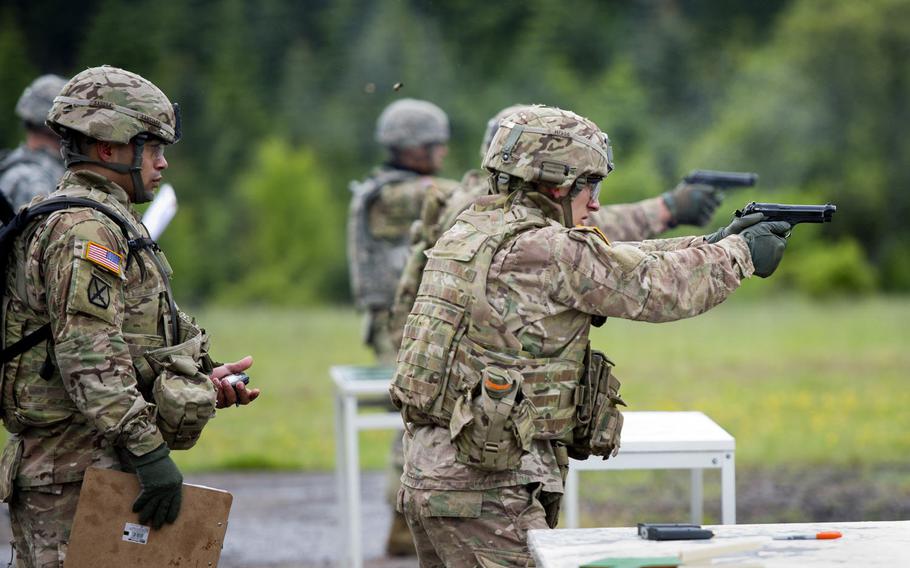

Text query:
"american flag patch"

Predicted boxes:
[[84, 241, 123, 275]]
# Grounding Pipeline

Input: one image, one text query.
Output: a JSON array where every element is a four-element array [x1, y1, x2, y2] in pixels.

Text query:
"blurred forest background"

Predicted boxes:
[[2, 0, 908, 305]]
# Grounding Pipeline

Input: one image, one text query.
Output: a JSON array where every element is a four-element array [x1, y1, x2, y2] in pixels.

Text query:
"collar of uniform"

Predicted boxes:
[[64, 169, 132, 208], [514, 191, 565, 225]]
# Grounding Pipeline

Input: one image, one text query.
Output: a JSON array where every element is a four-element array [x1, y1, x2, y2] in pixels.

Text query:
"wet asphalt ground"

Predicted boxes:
[[0, 471, 417, 568]]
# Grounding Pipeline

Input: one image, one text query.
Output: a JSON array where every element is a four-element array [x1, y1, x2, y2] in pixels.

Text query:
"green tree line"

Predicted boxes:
[[1, 0, 907, 303]]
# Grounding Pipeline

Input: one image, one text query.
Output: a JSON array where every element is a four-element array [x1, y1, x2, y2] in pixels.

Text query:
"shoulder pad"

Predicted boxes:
[[568, 225, 611, 245]]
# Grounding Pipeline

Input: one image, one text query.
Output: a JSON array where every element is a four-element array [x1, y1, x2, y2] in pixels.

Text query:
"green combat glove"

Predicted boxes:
[[130, 444, 183, 529], [740, 221, 791, 278], [662, 183, 724, 227], [703, 212, 764, 244]]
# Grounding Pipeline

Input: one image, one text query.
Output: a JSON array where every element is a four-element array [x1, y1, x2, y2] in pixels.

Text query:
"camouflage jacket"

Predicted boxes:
[[1, 170, 185, 488], [0, 145, 65, 213], [388, 172, 674, 351], [401, 192, 753, 493]]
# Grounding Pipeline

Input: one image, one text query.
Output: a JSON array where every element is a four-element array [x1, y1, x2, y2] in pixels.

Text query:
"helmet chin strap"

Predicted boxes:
[[61, 134, 152, 203]]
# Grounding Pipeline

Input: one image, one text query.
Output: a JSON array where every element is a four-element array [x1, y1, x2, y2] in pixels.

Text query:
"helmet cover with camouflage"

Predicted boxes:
[[479, 103, 534, 158], [375, 98, 449, 149], [482, 105, 613, 193], [47, 66, 180, 145], [46, 66, 180, 202], [15, 74, 67, 128]]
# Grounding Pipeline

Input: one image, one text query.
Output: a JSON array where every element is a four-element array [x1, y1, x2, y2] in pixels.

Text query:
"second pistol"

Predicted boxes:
[[684, 169, 758, 190]]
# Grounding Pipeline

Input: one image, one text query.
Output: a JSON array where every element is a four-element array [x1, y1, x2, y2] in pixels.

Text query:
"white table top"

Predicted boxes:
[[528, 520, 910, 567], [587, 411, 735, 454]]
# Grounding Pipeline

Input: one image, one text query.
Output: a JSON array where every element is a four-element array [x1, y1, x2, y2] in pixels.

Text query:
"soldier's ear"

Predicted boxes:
[[95, 140, 115, 162]]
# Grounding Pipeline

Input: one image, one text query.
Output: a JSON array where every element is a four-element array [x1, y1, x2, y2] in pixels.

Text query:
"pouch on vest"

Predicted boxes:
[[144, 312, 216, 450], [450, 366, 536, 472], [0, 435, 22, 502], [568, 347, 626, 460]]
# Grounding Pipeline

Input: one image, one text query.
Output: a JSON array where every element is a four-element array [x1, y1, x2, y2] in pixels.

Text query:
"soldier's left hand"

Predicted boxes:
[[211, 355, 261, 408], [663, 183, 724, 227]]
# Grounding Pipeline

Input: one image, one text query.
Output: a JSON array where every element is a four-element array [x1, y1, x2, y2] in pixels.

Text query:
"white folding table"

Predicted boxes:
[[332, 365, 399, 568], [332, 366, 737, 568], [563, 411, 736, 528]]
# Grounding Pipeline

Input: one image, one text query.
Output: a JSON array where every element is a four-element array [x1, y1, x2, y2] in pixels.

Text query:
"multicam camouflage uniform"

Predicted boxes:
[[389, 172, 674, 353], [0, 67, 215, 568], [391, 106, 756, 567]]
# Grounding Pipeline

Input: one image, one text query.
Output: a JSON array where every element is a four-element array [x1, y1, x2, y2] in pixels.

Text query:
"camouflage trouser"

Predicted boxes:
[[9, 482, 81, 568], [399, 484, 550, 567]]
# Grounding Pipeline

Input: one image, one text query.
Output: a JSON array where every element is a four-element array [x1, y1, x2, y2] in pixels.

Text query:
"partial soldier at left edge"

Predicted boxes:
[[0, 65, 260, 568], [0, 75, 68, 222]]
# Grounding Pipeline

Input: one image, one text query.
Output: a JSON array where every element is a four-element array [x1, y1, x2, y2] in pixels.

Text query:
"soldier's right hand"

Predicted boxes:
[[739, 221, 791, 278], [130, 444, 183, 529]]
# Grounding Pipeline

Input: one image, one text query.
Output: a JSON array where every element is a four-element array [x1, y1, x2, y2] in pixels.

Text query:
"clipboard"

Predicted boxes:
[[66, 467, 232, 568]]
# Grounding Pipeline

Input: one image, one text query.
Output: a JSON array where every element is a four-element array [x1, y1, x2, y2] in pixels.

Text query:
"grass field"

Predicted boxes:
[[172, 294, 910, 473]]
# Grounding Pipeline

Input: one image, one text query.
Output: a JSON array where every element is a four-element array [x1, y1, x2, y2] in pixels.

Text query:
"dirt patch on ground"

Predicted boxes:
[[0, 464, 906, 567]]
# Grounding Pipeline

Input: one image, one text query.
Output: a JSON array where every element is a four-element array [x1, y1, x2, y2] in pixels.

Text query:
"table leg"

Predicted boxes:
[[563, 468, 580, 529], [334, 391, 349, 566], [721, 452, 736, 524], [689, 468, 703, 524], [344, 395, 363, 568]]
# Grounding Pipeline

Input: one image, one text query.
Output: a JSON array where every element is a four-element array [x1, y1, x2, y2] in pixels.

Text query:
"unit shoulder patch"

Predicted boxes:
[[87, 275, 111, 309]]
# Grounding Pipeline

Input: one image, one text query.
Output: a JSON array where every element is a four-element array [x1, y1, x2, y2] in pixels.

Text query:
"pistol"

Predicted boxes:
[[736, 202, 837, 225], [683, 169, 758, 189]]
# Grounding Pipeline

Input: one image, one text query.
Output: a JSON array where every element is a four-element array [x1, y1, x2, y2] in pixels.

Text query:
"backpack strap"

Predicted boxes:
[[0, 197, 179, 365]]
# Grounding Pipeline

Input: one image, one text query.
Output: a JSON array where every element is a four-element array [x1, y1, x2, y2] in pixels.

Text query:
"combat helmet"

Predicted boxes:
[[375, 98, 449, 149], [482, 105, 614, 226], [46, 66, 181, 202], [15, 74, 67, 129]]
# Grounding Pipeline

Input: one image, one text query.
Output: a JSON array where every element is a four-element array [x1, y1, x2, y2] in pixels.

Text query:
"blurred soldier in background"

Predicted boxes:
[[0, 66, 259, 568], [346, 98, 459, 555], [347, 98, 459, 363], [0, 75, 68, 221], [389, 103, 725, 351], [391, 105, 790, 566]]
